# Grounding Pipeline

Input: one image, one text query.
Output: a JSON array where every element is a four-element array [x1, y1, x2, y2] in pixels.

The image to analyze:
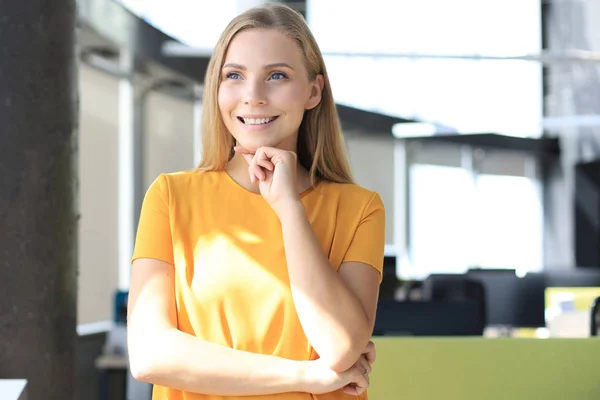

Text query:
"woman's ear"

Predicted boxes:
[[305, 74, 324, 110]]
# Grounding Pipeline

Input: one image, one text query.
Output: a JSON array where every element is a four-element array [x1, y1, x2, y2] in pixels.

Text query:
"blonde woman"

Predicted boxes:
[[127, 3, 385, 399]]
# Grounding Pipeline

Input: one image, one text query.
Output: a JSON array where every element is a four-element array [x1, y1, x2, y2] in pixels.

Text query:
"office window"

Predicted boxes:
[[472, 174, 543, 271], [307, 0, 542, 137], [407, 163, 543, 278], [408, 164, 476, 277], [117, 0, 236, 49]]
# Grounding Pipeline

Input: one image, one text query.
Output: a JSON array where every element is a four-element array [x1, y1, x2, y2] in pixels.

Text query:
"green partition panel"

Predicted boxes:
[[369, 337, 600, 400]]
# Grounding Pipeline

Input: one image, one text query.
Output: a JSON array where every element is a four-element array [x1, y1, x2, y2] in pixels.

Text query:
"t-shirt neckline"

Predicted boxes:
[[220, 170, 319, 199]]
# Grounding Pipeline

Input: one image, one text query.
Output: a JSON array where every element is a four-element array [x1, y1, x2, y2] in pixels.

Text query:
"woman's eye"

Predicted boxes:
[[226, 72, 241, 80], [270, 72, 288, 80]]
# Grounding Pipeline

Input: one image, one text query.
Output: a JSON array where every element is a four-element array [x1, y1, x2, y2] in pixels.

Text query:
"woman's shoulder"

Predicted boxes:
[[317, 180, 378, 198], [148, 168, 223, 196], [315, 180, 384, 209]]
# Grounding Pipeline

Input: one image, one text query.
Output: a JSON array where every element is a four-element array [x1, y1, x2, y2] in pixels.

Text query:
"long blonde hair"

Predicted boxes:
[[197, 3, 354, 184]]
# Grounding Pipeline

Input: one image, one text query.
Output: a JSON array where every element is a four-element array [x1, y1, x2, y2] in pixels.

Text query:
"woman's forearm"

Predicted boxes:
[[130, 327, 307, 396], [278, 201, 372, 372]]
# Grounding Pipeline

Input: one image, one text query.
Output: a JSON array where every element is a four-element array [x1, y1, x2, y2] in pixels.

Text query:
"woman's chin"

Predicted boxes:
[[236, 140, 276, 153], [233, 133, 297, 153], [235, 143, 261, 153]]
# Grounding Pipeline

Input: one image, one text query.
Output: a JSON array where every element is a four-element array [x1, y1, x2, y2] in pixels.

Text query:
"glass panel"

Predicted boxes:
[[117, 0, 237, 48], [473, 174, 543, 271], [407, 164, 543, 278], [308, 0, 541, 55], [408, 164, 476, 277], [307, 0, 543, 137]]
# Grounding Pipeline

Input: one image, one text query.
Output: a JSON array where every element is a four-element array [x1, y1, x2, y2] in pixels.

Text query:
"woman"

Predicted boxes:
[[127, 3, 386, 399]]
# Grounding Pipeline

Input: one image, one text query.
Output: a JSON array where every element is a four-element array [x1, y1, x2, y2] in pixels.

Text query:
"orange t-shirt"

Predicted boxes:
[[132, 169, 386, 400]]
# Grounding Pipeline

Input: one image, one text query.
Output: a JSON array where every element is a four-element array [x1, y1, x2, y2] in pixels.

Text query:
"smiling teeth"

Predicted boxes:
[[243, 117, 275, 125]]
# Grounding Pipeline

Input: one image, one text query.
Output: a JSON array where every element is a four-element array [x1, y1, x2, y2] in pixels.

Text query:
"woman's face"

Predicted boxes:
[[218, 28, 323, 153]]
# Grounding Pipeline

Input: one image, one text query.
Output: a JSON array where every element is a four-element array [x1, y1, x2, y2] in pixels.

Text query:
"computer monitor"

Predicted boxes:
[[514, 272, 547, 328], [373, 300, 484, 336], [544, 270, 600, 288], [466, 269, 546, 328], [574, 160, 600, 267], [465, 269, 600, 329], [380, 255, 399, 301]]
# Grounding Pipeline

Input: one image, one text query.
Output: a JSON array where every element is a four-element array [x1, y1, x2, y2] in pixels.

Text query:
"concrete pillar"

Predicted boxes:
[[0, 1, 79, 399], [544, 1, 600, 267]]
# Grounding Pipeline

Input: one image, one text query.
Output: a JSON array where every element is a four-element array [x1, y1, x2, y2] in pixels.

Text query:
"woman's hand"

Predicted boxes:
[[234, 146, 299, 215], [362, 340, 376, 366], [299, 355, 372, 395], [340, 340, 376, 395]]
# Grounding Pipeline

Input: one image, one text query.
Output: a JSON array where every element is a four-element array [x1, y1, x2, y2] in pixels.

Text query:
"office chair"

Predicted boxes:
[[373, 300, 484, 336], [591, 296, 600, 336]]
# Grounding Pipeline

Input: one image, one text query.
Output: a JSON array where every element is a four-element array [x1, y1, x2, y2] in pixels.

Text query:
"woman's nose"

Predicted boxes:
[[244, 81, 267, 106]]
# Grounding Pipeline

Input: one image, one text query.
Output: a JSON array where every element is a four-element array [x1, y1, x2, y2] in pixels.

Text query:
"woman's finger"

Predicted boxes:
[[360, 372, 370, 388], [343, 384, 360, 396], [248, 167, 258, 184], [360, 355, 372, 374], [235, 146, 280, 182], [255, 147, 272, 168], [363, 341, 376, 365], [247, 153, 263, 182], [233, 145, 253, 155], [234, 146, 258, 170], [353, 374, 369, 395], [342, 382, 367, 396], [256, 158, 274, 171], [250, 164, 265, 181], [241, 153, 254, 165], [251, 151, 268, 181]]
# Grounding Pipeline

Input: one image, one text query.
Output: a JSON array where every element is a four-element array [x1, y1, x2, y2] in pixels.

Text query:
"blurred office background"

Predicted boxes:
[[3, 0, 600, 399]]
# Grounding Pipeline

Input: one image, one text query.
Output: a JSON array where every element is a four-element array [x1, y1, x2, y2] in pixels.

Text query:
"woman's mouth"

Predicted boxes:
[[237, 116, 279, 125]]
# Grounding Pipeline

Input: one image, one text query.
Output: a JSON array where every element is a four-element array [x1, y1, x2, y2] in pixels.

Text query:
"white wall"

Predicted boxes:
[[78, 65, 197, 324], [78, 64, 120, 324], [346, 133, 395, 244], [144, 91, 196, 188]]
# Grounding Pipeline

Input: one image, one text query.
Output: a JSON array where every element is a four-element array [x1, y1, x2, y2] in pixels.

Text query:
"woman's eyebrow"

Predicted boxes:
[[222, 63, 245, 70], [222, 62, 295, 70], [264, 62, 295, 70]]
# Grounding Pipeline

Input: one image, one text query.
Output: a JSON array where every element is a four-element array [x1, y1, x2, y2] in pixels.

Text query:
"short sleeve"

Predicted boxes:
[[131, 174, 174, 265], [342, 192, 386, 279]]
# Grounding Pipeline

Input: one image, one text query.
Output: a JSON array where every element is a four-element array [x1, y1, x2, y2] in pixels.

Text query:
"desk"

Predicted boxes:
[[0, 380, 28, 400], [95, 354, 151, 400], [95, 354, 129, 369], [369, 337, 600, 400]]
